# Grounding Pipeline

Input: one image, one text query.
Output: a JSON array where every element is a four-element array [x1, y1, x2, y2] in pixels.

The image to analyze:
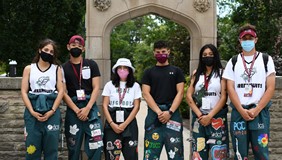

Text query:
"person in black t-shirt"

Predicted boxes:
[[141, 40, 185, 160], [62, 35, 103, 160]]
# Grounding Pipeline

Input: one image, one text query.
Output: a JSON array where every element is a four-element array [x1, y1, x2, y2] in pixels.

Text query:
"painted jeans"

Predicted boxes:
[[191, 106, 229, 160], [24, 108, 61, 160], [144, 104, 184, 160], [230, 102, 271, 160], [65, 96, 103, 160]]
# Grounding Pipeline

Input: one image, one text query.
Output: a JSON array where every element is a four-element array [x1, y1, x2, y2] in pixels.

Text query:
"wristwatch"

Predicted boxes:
[[169, 110, 174, 115]]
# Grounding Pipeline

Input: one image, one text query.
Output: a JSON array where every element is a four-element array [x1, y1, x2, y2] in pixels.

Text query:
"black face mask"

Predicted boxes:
[[70, 48, 82, 57], [202, 57, 214, 67], [40, 51, 54, 63]]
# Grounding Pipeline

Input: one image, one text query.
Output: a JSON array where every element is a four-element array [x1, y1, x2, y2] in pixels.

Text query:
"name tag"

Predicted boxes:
[[244, 84, 253, 97], [76, 89, 86, 101], [202, 97, 211, 110], [116, 110, 124, 122]]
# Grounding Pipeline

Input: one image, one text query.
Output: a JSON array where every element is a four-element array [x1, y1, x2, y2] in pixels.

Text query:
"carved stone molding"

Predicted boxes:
[[193, 0, 210, 13], [93, 0, 111, 11]]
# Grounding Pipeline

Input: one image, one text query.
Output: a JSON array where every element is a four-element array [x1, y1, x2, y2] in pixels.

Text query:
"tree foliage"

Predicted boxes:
[[0, 0, 86, 75], [217, 0, 282, 61]]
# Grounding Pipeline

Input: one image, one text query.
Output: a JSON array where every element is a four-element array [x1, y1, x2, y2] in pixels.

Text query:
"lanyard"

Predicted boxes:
[[71, 59, 83, 89], [204, 73, 211, 91], [118, 87, 127, 109], [242, 52, 257, 82]]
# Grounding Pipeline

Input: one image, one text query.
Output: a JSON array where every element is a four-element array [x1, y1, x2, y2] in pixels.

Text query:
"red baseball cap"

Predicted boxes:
[[69, 35, 85, 46], [239, 29, 257, 39]]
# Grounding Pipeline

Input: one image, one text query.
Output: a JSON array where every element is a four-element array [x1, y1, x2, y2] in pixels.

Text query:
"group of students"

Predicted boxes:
[[21, 23, 275, 160]]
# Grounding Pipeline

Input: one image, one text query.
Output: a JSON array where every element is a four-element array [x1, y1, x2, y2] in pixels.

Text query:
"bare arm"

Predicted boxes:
[[249, 73, 275, 117], [78, 76, 100, 121], [200, 78, 227, 126], [227, 79, 254, 121], [142, 84, 162, 115], [120, 98, 141, 129], [186, 75, 202, 118]]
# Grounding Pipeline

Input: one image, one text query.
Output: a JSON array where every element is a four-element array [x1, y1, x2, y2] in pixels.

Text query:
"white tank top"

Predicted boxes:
[[195, 71, 222, 113], [29, 63, 57, 94]]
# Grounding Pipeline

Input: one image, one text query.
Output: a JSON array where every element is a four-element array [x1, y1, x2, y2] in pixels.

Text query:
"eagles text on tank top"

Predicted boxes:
[[29, 63, 57, 94]]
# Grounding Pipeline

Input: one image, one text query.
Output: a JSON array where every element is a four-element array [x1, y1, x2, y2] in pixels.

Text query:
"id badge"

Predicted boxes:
[[116, 110, 124, 122], [201, 97, 211, 110], [76, 89, 86, 100], [244, 84, 253, 97]]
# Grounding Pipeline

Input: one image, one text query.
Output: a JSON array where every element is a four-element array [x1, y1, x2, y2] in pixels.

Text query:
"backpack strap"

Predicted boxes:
[[231, 55, 238, 71], [261, 52, 269, 73], [232, 53, 269, 73]]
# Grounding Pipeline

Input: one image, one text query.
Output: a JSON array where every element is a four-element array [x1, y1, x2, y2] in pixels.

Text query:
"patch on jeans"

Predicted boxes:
[[106, 141, 114, 150], [128, 140, 138, 147], [114, 139, 122, 149], [211, 144, 227, 159], [166, 120, 181, 132], [89, 123, 100, 130], [197, 137, 205, 151], [212, 118, 224, 130], [47, 124, 59, 131], [168, 149, 176, 159], [27, 144, 36, 154], [258, 133, 268, 147], [170, 137, 181, 143], [193, 120, 200, 133], [89, 141, 103, 150], [192, 152, 202, 160], [69, 124, 79, 135], [152, 132, 159, 140], [206, 139, 216, 144]]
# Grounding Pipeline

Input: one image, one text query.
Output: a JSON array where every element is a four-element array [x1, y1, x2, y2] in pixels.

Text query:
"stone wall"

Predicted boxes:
[[0, 77, 282, 160]]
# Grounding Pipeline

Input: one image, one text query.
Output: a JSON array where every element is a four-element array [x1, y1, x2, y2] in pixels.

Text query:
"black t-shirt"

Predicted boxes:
[[62, 59, 101, 97], [141, 65, 185, 104]]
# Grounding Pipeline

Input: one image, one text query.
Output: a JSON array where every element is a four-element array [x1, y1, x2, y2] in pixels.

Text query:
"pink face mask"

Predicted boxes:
[[117, 68, 129, 79], [155, 53, 169, 63]]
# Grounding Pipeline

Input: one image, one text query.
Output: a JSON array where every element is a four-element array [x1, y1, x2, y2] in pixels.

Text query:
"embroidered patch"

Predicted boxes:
[[68, 137, 76, 146], [106, 141, 114, 150], [152, 133, 159, 140], [166, 120, 181, 132], [145, 139, 150, 148], [193, 120, 200, 133], [89, 141, 103, 150], [69, 124, 79, 135], [168, 149, 176, 159], [114, 139, 122, 149], [212, 118, 223, 130], [211, 144, 227, 159], [258, 134, 268, 147], [197, 137, 205, 151], [24, 127, 28, 141], [27, 145, 36, 154], [192, 151, 202, 160], [206, 139, 216, 144]]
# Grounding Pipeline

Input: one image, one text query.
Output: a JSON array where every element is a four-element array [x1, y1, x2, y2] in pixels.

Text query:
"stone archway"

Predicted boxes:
[[85, 0, 217, 92]]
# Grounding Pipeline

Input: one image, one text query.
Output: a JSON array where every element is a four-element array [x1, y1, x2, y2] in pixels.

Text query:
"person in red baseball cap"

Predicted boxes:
[[62, 35, 103, 159], [223, 24, 276, 160]]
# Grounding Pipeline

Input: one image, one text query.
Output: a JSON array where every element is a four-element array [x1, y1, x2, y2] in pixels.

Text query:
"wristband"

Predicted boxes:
[[51, 108, 56, 112], [109, 121, 113, 125], [169, 110, 174, 115]]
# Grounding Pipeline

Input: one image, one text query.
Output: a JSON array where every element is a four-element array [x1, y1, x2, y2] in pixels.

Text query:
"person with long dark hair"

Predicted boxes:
[[186, 44, 228, 160], [21, 38, 64, 159], [102, 58, 141, 160]]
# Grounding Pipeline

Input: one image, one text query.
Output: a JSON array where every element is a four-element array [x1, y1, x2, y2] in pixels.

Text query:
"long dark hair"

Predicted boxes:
[[193, 44, 223, 88], [112, 67, 135, 88], [32, 38, 59, 65]]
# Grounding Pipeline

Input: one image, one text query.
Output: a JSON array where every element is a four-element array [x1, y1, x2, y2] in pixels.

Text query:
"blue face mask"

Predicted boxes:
[[241, 40, 255, 52]]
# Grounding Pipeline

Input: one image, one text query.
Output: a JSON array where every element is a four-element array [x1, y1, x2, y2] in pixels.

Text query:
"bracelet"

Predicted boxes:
[[109, 121, 113, 125], [51, 108, 56, 112], [168, 110, 174, 115]]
